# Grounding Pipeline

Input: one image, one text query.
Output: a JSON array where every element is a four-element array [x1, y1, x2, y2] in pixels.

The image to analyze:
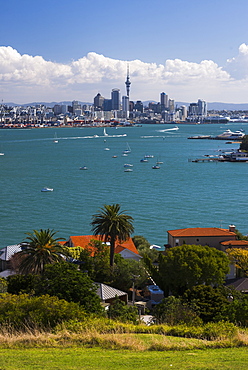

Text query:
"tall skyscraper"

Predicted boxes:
[[94, 93, 104, 109], [111, 89, 120, 110], [125, 65, 131, 98], [160, 92, 168, 110]]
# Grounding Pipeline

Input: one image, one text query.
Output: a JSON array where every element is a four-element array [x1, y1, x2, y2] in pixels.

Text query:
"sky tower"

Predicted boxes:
[[125, 64, 131, 98]]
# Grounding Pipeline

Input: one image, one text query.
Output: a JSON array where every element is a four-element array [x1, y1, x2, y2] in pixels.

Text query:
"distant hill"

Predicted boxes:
[[4, 101, 248, 111], [4, 101, 92, 108]]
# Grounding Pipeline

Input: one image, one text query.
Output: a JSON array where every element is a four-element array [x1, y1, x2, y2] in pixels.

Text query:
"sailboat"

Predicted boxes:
[[123, 143, 131, 154], [53, 132, 59, 143]]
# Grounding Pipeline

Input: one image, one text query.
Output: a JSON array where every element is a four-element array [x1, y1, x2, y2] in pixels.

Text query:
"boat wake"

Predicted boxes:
[[157, 126, 179, 132], [141, 135, 166, 138]]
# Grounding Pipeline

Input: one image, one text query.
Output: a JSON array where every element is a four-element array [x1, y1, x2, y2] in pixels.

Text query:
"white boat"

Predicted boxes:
[[104, 147, 110, 151], [215, 129, 245, 140], [140, 158, 148, 162], [53, 132, 59, 143], [144, 154, 154, 158], [41, 187, 53, 192], [80, 166, 88, 170], [0, 153, 4, 156], [152, 165, 160, 169], [124, 164, 133, 167], [124, 168, 133, 172]]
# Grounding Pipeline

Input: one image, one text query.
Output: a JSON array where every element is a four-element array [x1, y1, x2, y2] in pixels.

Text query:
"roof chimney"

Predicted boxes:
[[229, 225, 236, 232]]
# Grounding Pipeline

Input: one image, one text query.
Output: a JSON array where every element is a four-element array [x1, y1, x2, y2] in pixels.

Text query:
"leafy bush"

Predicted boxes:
[[107, 297, 138, 323], [0, 278, 7, 293], [0, 293, 86, 329], [7, 274, 39, 295], [153, 296, 202, 326]]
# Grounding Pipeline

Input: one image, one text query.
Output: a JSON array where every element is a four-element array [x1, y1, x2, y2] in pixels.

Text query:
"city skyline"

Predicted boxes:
[[1, 0, 248, 104]]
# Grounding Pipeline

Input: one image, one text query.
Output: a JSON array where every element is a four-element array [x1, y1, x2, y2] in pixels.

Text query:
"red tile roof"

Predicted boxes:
[[220, 240, 248, 246], [68, 235, 139, 256], [167, 227, 237, 237]]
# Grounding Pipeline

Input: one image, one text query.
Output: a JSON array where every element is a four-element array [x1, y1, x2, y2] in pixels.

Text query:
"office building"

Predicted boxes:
[[111, 89, 120, 110]]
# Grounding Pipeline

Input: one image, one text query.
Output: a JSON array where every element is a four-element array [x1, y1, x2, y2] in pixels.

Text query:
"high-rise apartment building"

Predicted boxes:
[[197, 99, 207, 117]]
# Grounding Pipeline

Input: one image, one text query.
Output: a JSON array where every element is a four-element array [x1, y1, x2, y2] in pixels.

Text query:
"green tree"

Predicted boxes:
[[12, 229, 67, 275], [107, 297, 138, 323], [77, 239, 112, 283], [153, 296, 202, 325], [111, 254, 149, 292], [144, 244, 230, 296], [240, 135, 248, 152], [7, 274, 40, 295], [182, 285, 231, 323], [91, 204, 134, 266], [226, 248, 248, 277], [35, 261, 103, 314], [132, 235, 159, 262]]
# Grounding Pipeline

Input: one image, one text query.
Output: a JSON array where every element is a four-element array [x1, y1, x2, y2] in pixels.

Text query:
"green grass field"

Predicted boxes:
[[0, 347, 247, 370]]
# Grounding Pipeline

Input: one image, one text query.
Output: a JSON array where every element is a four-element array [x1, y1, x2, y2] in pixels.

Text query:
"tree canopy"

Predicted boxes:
[[226, 248, 248, 277], [144, 244, 230, 296], [91, 204, 134, 266], [12, 229, 67, 275]]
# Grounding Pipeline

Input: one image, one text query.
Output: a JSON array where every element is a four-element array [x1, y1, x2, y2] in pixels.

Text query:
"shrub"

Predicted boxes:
[[0, 278, 7, 293], [107, 297, 138, 324], [0, 293, 86, 329], [153, 296, 202, 326]]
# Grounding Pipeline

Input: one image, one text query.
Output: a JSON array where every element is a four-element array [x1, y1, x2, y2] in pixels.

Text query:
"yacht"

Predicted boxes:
[[215, 129, 245, 140]]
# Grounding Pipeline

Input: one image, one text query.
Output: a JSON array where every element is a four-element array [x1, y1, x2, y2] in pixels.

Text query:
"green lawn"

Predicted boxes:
[[0, 347, 247, 370]]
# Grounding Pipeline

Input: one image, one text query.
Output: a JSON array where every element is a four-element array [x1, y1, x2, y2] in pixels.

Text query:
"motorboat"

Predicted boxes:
[[152, 165, 160, 169], [144, 154, 154, 158], [124, 164, 133, 167], [41, 187, 53, 192], [140, 158, 148, 162], [124, 168, 133, 172], [80, 166, 88, 170]]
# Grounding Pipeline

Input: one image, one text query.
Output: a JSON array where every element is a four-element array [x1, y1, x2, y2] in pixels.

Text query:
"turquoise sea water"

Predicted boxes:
[[0, 123, 247, 248]]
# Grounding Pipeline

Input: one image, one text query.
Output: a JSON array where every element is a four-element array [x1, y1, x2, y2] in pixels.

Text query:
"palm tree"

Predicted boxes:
[[14, 229, 66, 275], [91, 204, 134, 267]]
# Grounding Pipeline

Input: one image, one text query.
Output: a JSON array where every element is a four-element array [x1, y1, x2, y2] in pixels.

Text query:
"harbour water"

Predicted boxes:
[[0, 123, 247, 248]]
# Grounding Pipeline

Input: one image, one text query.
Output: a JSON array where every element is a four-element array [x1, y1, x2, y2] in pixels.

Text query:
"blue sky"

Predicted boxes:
[[1, 0, 248, 104]]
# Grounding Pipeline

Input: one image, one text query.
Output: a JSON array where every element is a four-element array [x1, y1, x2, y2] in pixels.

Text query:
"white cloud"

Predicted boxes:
[[0, 45, 248, 103], [225, 43, 248, 79]]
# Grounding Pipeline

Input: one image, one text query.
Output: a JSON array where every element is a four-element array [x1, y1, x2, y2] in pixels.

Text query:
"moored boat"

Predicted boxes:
[[41, 187, 53, 192]]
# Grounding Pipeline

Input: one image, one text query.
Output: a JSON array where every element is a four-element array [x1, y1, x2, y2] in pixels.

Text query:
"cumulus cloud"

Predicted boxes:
[[0, 45, 248, 103], [225, 43, 248, 79]]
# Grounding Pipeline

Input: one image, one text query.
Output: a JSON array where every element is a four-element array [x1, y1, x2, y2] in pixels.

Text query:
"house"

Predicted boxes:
[[0, 244, 22, 277], [167, 225, 237, 250], [65, 235, 142, 261], [95, 282, 128, 309], [225, 278, 248, 294]]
